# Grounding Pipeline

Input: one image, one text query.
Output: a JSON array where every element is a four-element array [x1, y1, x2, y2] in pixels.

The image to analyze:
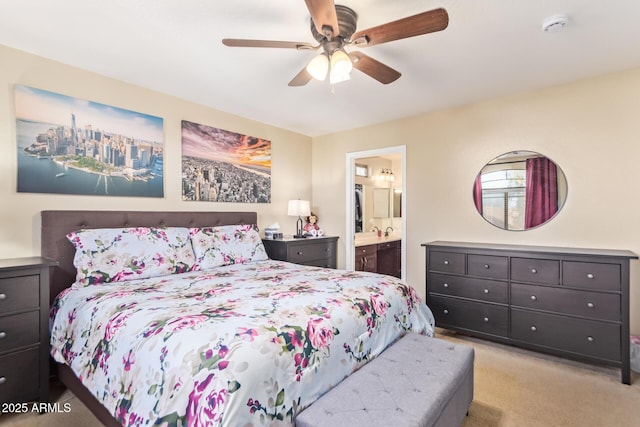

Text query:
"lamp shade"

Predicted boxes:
[[306, 54, 329, 81], [329, 49, 352, 84], [288, 200, 311, 217]]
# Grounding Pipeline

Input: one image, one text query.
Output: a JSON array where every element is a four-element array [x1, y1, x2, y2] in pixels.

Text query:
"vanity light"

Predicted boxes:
[[378, 168, 395, 182]]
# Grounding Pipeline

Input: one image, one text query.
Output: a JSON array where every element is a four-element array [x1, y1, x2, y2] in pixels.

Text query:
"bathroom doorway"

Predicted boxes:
[[345, 146, 406, 278]]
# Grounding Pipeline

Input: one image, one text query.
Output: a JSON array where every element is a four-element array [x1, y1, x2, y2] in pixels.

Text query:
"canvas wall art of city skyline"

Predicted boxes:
[[181, 120, 271, 203], [15, 85, 164, 197]]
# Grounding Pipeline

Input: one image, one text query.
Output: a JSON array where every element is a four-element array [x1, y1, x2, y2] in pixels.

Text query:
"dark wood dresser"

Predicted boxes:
[[0, 257, 57, 404], [423, 241, 637, 384], [263, 236, 338, 268]]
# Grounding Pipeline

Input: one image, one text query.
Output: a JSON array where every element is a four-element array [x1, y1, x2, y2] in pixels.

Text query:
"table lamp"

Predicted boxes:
[[288, 199, 310, 238]]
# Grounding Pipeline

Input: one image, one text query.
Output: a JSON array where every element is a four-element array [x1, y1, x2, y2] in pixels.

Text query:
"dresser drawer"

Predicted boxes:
[[511, 258, 560, 285], [429, 251, 465, 275], [302, 258, 335, 269], [0, 347, 40, 403], [355, 244, 377, 256], [468, 255, 508, 279], [428, 295, 508, 337], [0, 275, 40, 315], [0, 310, 40, 353], [511, 283, 620, 321], [377, 240, 400, 251], [287, 242, 335, 264], [563, 261, 620, 291], [429, 273, 508, 304], [511, 308, 620, 361]]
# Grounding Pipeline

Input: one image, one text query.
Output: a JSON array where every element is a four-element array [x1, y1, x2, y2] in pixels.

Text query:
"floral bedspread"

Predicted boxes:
[[50, 260, 435, 426]]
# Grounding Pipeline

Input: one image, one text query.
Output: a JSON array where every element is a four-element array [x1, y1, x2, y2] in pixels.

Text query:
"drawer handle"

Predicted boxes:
[[483, 289, 489, 294], [443, 309, 449, 315], [0, 331, 6, 339], [587, 336, 595, 342], [531, 268, 537, 274], [0, 377, 5, 384], [530, 326, 537, 332], [483, 317, 489, 322], [587, 273, 594, 279], [443, 283, 449, 288], [443, 260, 450, 265], [0, 293, 6, 300], [587, 302, 594, 308], [484, 264, 490, 269], [530, 295, 537, 301]]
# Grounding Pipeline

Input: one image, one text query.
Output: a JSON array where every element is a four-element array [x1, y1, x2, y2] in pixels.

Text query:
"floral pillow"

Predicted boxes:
[[67, 227, 197, 286], [189, 224, 269, 270]]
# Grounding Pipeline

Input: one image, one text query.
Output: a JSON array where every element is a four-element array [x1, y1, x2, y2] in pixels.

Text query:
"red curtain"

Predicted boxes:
[[524, 157, 558, 229], [473, 174, 483, 214]]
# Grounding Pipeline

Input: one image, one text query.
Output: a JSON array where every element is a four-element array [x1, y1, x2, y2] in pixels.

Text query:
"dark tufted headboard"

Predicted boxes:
[[41, 210, 258, 304]]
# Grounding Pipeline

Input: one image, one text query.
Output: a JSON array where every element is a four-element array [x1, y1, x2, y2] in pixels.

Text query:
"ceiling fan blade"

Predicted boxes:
[[304, 0, 340, 38], [288, 67, 313, 87], [222, 39, 316, 50], [349, 52, 401, 84], [351, 8, 448, 47]]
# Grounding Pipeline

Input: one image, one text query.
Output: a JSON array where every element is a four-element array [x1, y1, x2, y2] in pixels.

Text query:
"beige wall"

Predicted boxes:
[[312, 67, 640, 334], [3, 44, 639, 334], [0, 44, 312, 257]]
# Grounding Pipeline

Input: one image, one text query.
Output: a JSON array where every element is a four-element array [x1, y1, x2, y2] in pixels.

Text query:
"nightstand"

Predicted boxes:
[[0, 257, 57, 404], [263, 236, 338, 268]]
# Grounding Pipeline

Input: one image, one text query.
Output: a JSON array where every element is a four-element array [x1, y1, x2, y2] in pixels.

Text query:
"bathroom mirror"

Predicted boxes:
[[393, 190, 402, 218], [473, 150, 568, 231], [373, 188, 390, 218]]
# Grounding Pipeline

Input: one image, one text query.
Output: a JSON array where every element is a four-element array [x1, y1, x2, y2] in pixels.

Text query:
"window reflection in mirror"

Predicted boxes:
[[473, 151, 567, 231]]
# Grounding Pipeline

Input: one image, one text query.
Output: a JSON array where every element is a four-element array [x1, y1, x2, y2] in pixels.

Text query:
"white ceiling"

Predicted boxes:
[[2, 0, 640, 137]]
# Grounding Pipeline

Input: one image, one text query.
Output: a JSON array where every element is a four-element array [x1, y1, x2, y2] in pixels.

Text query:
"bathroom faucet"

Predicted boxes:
[[385, 227, 394, 237], [371, 226, 380, 232]]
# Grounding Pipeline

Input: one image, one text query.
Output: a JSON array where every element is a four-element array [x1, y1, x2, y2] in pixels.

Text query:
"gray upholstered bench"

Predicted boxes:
[[296, 333, 474, 427]]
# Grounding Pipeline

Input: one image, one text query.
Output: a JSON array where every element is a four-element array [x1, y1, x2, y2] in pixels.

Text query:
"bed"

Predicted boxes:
[[42, 210, 435, 426]]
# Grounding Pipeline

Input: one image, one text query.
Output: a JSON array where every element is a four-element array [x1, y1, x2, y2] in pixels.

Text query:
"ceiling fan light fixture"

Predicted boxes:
[[306, 54, 329, 80], [329, 49, 352, 84]]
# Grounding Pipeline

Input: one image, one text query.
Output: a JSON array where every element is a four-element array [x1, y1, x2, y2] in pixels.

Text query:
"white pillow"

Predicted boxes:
[[189, 224, 268, 270], [67, 227, 197, 285]]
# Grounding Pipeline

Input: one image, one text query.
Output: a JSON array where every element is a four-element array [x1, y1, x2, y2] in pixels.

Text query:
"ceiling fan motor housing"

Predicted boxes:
[[311, 4, 358, 43]]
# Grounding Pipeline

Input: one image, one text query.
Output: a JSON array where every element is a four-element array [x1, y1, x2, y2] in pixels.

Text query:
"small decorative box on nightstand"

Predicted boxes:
[[263, 236, 338, 269], [0, 257, 57, 404]]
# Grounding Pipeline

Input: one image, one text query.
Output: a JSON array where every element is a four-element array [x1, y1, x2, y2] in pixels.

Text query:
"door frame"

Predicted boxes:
[[345, 145, 407, 278]]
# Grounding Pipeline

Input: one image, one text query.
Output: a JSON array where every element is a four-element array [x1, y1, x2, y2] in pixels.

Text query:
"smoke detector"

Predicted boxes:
[[542, 14, 569, 32]]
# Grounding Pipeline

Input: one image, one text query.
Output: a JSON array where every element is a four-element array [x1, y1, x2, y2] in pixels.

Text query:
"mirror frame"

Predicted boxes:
[[473, 150, 568, 231]]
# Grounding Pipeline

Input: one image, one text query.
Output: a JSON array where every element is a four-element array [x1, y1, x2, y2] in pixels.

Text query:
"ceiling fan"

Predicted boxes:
[[222, 0, 449, 86]]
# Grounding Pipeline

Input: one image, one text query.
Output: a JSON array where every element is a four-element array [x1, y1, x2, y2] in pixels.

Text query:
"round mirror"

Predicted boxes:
[[472, 151, 568, 231]]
